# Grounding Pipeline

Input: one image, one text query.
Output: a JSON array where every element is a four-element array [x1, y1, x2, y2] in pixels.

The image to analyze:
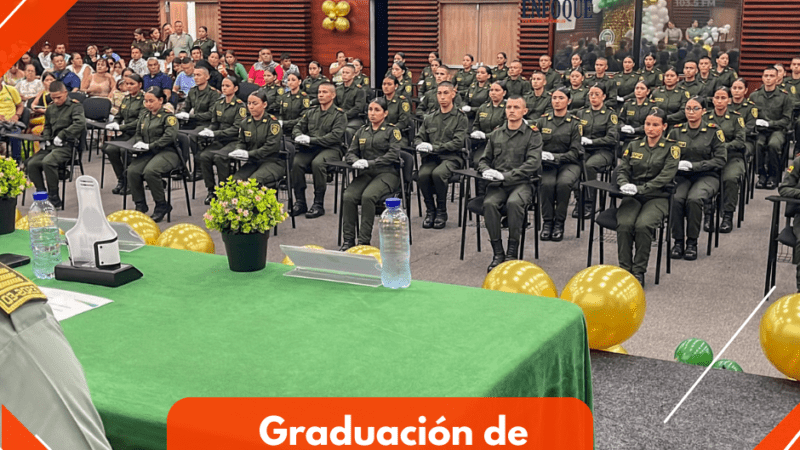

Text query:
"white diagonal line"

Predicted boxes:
[[785, 428, 800, 450], [664, 286, 776, 424], [0, 0, 27, 30]]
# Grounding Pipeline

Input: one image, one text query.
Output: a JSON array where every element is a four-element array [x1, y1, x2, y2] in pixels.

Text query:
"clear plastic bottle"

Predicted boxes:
[[379, 197, 411, 289], [29, 191, 62, 279]]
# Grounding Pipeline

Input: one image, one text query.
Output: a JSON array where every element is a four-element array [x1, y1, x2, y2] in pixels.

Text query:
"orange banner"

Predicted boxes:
[[168, 398, 593, 449], [755, 402, 800, 450], [2, 405, 48, 450]]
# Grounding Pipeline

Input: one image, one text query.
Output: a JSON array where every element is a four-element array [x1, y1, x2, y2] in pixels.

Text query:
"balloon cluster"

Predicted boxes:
[[760, 294, 800, 380], [641, 0, 670, 44], [322, 1, 351, 32], [697, 24, 732, 46], [592, 0, 628, 14]]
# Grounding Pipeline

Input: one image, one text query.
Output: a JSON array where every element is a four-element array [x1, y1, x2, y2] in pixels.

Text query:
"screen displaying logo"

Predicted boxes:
[[521, 0, 594, 23]]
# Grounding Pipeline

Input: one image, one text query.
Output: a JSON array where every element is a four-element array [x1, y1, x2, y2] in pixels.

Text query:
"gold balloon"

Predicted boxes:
[[321, 0, 336, 15], [335, 1, 351, 17], [346, 245, 381, 265], [560, 265, 646, 349], [760, 294, 800, 380], [482, 260, 557, 298], [155, 223, 215, 254], [107, 210, 161, 245], [282, 244, 325, 266], [15, 215, 64, 235], [328, 12, 337, 20], [322, 17, 335, 31], [15, 208, 21, 223], [601, 344, 628, 355], [334, 17, 350, 32]]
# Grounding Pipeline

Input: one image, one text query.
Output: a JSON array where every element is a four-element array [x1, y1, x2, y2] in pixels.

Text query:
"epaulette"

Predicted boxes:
[[707, 122, 717, 128], [270, 114, 277, 120], [731, 110, 741, 115], [530, 124, 539, 132], [301, 92, 308, 96], [674, 123, 682, 127], [336, 107, 344, 112]]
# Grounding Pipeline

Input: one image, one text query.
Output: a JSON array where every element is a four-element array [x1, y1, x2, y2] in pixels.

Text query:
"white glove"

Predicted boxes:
[[756, 119, 770, 128], [617, 96, 625, 102], [175, 112, 190, 120], [418, 79, 424, 85], [462, 105, 471, 113], [621, 125, 635, 134], [620, 183, 638, 195], [541, 151, 555, 161], [105, 122, 120, 131], [470, 130, 486, 140], [295, 134, 311, 145], [278, 120, 283, 126], [581, 137, 593, 146], [40, 140, 48, 149], [133, 141, 149, 150], [678, 160, 693, 171], [53, 136, 63, 147], [482, 169, 505, 181], [416, 142, 433, 153], [352, 159, 369, 169], [198, 128, 214, 137], [229, 149, 249, 160]]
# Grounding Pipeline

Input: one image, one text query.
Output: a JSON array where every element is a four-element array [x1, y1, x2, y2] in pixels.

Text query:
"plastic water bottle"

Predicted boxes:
[[379, 198, 411, 289], [29, 191, 62, 279]]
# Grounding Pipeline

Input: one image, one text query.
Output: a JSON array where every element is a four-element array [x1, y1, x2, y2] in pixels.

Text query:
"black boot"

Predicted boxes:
[[135, 202, 148, 213], [756, 175, 767, 190], [422, 199, 436, 229], [112, 180, 125, 195], [151, 202, 172, 223], [670, 240, 684, 259], [719, 211, 734, 233], [204, 192, 216, 205], [433, 201, 448, 229], [291, 190, 307, 216], [540, 221, 553, 241], [305, 192, 325, 218], [633, 273, 645, 288], [766, 177, 777, 190], [684, 239, 698, 261], [488, 240, 505, 273], [703, 211, 714, 232], [551, 220, 565, 242], [339, 239, 355, 251], [48, 194, 62, 209], [506, 239, 519, 260]]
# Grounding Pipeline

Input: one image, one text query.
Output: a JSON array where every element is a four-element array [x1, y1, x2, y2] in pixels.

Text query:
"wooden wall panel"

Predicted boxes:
[[387, 0, 439, 83], [440, 3, 479, 66], [519, 13, 552, 74], [195, 3, 220, 45], [34, 14, 70, 58], [478, 3, 519, 66], [739, 0, 800, 82], [310, 0, 371, 81], [66, 0, 160, 62]]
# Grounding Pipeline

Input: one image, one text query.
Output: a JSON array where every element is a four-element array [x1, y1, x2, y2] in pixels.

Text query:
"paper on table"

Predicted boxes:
[[39, 287, 113, 322]]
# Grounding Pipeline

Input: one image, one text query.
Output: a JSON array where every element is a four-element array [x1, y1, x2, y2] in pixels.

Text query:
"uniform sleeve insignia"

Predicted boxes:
[[623, 148, 629, 157], [752, 108, 758, 118], [707, 122, 716, 128], [167, 116, 177, 127], [738, 117, 745, 128], [303, 98, 310, 108], [578, 124, 583, 134], [239, 107, 247, 118], [671, 146, 680, 160], [393, 129, 402, 141], [685, 90, 691, 98], [402, 102, 410, 112], [405, 85, 412, 94], [268, 123, 279, 135], [716, 130, 725, 142], [792, 86, 797, 94], [789, 165, 795, 173], [610, 114, 618, 125], [530, 124, 539, 132]]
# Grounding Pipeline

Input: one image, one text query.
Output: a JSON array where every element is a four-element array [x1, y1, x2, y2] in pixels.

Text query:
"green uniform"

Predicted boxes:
[[562, 67, 582, 87], [524, 89, 552, 121], [650, 85, 690, 126], [454, 69, 476, 95], [396, 77, 415, 98], [568, 86, 587, 113], [464, 81, 490, 109], [505, 76, 532, 98], [303, 74, 329, 105], [477, 122, 543, 242], [667, 121, 726, 242], [258, 82, 285, 116], [128, 107, 180, 207], [542, 68, 560, 92], [616, 137, 680, 276], [384, 67, 413, 83], [291, 105, 347, 201], [385, 94, 412, 145], [615, 72, 643, 100], [420, 65, 434, 82], [342, 123, 402, 244], [103, 91, 145, 182], [180, 84, 220, 129], [232, 114, 285, 186], [679, 78, 716, 101], [131, 39, 151, 59], [712, 67, 738, 89], [354, 73, 370, 90], [706, 110, 746, 214], [200, 97, 247, 189], [534, 113, 582, 223], [696, 73, 718, 98], [471, 99, 507, 166], [577, 106, 619, 184], [777, 157, 800, 290], [781, 76, 800, 142], [418, 72, 436, 97], [618, 98, 654, 140], [335, 81, 367, 136], [27, 98, 85, 197], [193, 37, 216, 58], [417, 85, 463, 116], [638, 67, 664, 88], [583, 73, 618, 108], [413, 107, 468, 213], [493, 66, 509, 82], [749, 86, 792, 181], [279, 89, 311, 135]]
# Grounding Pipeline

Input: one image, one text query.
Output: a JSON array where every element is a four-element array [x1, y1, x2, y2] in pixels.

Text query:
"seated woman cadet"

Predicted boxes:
[[303, 61, 329, 106], [340, 98, 403, 250], [418, 57, 441, 98], [616, 56, 643, 103], [649, 66, 690, 127], [668, 96, 726, 261], [418, 52, 440, 93], [619, 80, 655, 143], [279, 71, 311, 136], [381, 75, 411, 146], [461, 65, 491, 123], [197, 76, 247, 204], [566, 67, 588, 113], [128, 86, 180, 222], [534, 86, 582, 242], [573, 83, 620, 219], [703, 86, 746, 234], [227, 90, 285, 186], [729, 77, 758, 146], [470, 80, 508, 195], [562, 53, 583, 87], [258, 67, 284, 116], [524, 71, 553, 121], [777, 157, 800, 292], [616, 107, 679, 288], [390, 61, 414, 98], [103, 73, 145, 195], [639, 52, 664, 88], [454, 54, 476, 97]]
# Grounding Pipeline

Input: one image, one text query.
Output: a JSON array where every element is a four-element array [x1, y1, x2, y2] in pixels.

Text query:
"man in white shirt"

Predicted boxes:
[[167, 20, 194, 56], [38, 42, 53, 71], [128, 47, 148, 77]]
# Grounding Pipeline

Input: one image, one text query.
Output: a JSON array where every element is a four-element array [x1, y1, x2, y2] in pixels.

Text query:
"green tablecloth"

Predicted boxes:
[[1, 231, 592, 450]]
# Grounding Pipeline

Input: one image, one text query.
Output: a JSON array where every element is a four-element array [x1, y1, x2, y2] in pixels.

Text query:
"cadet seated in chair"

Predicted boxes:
[[335, 63, 367, 138], [279, 71, 311, 136], [618, 80, 654, 142], [750, 65, 793, 190], [228, 90, 285, 187], [380, 75, 411, 146], [778, 157, 800, 292], [103, 73, 145, 196]]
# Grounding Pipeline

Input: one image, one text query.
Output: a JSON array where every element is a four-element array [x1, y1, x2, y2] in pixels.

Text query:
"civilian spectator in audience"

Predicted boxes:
[[163, 50, 178, 78], [21, 52, 44, 76], [330, 50, 349, 83], [167, 20, 193, 56], [3, 61, 25, 86], [29, 72, 57, 151], [132, 28, 152, 59], [53, 44, 70, 64], [194, 26, 216, 58], [162, 23, 173, 42], [280, 53, 299, 85], [0, 82, 24, 160], [686, 20, 702, 43], [224, 50, 248, 82], [15, 64, 44, 102], [82, 58, 116, 99], [173, 57, 196, 99], [51, 54, 81, 92], [190, 46, 204, 65], [248, 48, 281, 87], [102, 46, 121, 63], [212, 51, 227, 78], [112, 60, 126, 82], [67, 53, 93, 82], [143, 57, 172, 101], [665, 22, 682, 45], [85, 45, 100, 70], [150, 28, 166, 59], [38, 42, 53, 71], [128, 47, 148, 77], [205, 51, 225, 90]]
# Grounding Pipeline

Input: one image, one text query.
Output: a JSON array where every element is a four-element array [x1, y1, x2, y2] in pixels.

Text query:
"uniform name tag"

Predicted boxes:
[[654, 98, 664, 102], [479, 112, 488, 118], [244, 131, 252, 137], [359, 138, 367, 144], [627, 111, 635, 116], [631, 152, 644, 159], [542, 128, 552, 134], [678, 141, 686, 147]]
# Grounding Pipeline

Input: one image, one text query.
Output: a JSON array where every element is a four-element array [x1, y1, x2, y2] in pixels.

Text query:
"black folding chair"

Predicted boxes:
[[82, 97, 112, 162], [237, 82, 260, 103]]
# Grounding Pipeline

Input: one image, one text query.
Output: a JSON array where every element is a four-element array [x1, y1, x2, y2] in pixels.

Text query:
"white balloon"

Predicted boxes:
[[658, 0, 667, 7], [593, 4, 601, 13], [648, 5, 658, 13], [711, 27, 718, 33], [702, 32, 709, 39], [705, 37, 714, 45]]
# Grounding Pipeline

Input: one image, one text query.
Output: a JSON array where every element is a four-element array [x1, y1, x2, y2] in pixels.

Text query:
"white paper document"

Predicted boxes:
[[39, 287, 113, 322]]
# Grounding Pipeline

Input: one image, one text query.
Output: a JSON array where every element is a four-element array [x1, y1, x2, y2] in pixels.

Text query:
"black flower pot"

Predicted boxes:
[[221, 231, 269, 272], [0, 197, 18, 235]]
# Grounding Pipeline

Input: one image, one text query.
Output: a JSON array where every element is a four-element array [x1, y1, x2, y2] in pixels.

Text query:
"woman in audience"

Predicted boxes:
[[729, 78, 757, 144], [713, 52, 738, 88], [462, 65, 491, 123], [470, 80, 508, 195], [230, 90, 285, 187], [113, 60, 126, 82], [493, 52, 509, 81], [339, 97, 402, 250], [85, 45, 100, 70], [381, 75, 411, 146], [224, 50, 248, 82], [163, 50, 178, 78], [330, 50, 348, 83], [82, 58, 116, 98], [390, 61, 414, 98], [303, 61, 329, 105], [649, 66, 689, 127], [418, 58, 441, 98], [67, 53, 93, 83], [619, 80, 654, 142], [3, 61, 25, 86], [562, 53, 583, 86], [616, 56, 641, 102], [566, 67, 587, 112], [454, 54, 476, 95], [110, 68, 134, 114], [280, 71, 311, 136], [419, 51, 440, 91], [21, 52, 44, 76], [352, 59, 369, 88], [102, 73, 146, 195], [639, 52, 664, 88], [149, 28, 166, 58], [15, 64, 43, 102], [259, 67, 283, 115]]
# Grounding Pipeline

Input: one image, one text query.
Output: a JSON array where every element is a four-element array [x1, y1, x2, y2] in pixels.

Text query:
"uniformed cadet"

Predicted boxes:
[[381, 75, 412, 146], [303, 61, 330, 106], [703, 86, 746, 234], [535, 87, 582, 242], [419, 52, 440, 87], [353, 58, 370, 91], [279, 71, 311, 136], [384, 52, 413, 83], [679, 60, 716, 101], [583, 57, 618, 109], [478, 95, 543, 272], [668, 96, 726, 261], [194, 26, 216, 59], [128, 86, 181, 222], [524, 71, 553, 121], [461, 65, 491, 123], [26, 80, 85, 208], [750, 66, 793, 189], [650, 67, 690, 127], [0, 264, 113, 450], [566, 67, 588, 113], [619, 80, 654, 142], [470, 81, 508, 194], [696, 56, 719, 99], [340, 98, 402, 250], [257, 67, 285, 116], [505, 61, 532, 98], [616, 108, 679, 287], [102, 73, 145, 196], [335, 63, 368, 138], [418, 57, 441, 98], [197, 76, 247, 204], [562, 53, 583, 87], [782, 57, 800, 146], [454, 54, 476, 96], [712, 52, 738, 88], [616, 56, 643, 102], [639, 53, 664, 88], [227, 90, 285, 186], [390, 61, 415, 98], [573, 84, 619, 219], [539, 54, 561, 92], [291, 82, 347, 218], [493, 52, 509, 82], [414, 81, 468, 229], [416, 66, 463, 117], [175, 66, 219, 130], [730, 78, 758, 147], [777, 156, 800, 292]]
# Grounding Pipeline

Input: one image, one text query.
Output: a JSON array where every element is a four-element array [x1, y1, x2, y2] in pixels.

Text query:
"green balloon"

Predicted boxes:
[[674, 338, 714, 366], [712, 359, 743, 372]]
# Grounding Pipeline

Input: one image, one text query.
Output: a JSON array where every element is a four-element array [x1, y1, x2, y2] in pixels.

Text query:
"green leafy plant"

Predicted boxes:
[[203, 177, 288, 234], [0, 156, 32, 199]]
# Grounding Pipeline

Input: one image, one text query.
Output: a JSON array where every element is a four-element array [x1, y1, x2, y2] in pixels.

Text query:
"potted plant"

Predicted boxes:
[[0, 156, 32, 235], [204, 178, 288, 272]]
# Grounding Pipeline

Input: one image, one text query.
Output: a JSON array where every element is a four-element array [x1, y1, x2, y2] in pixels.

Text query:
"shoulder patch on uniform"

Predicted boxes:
[[623, 148, 630, 156], [685, 90, 691, 98], [716, 129, 725, 142], [239, 107, 247, 118], [789, 165, 795, 173], [708, 122, 716, 128], [671, 146, 680, 160], [738, 117, 745, 128], [167, 115, 177, 126], [610, 114, 618, 125], [752, 108, 758, 118], [393, 129, 402, 141], [402, 102, 410, 112], [271, 123, 280, 135], [530, 124, 539, 132]]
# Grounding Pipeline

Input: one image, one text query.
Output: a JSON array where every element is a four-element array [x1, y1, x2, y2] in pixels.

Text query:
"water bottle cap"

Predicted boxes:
[[385, 198, 401, 208], [33, 191, 48, 201]]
